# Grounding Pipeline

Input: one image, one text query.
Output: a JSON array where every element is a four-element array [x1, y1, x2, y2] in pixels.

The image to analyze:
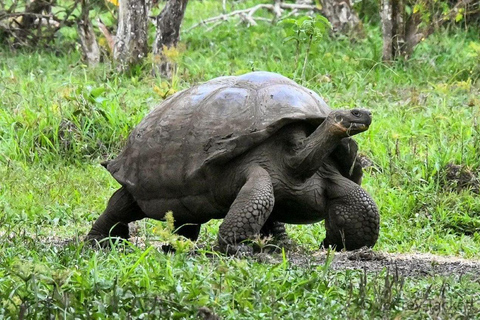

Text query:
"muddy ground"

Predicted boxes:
[[5, 232, 479, 279], [258, 248, 480, 278], [134, 237, 480, 278]]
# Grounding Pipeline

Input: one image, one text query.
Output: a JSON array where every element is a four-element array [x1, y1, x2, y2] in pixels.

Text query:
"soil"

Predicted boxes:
[[257, 247, 480, 278], [136, 237, 480, 279], [5, 232, 480, 278], [442, 162, 479, 194]]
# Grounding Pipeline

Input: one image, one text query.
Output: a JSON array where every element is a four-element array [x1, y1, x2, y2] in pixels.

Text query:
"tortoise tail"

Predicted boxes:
[[101, 160, 110, 169]]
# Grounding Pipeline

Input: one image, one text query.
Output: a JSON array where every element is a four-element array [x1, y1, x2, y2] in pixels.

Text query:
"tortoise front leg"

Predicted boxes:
[[218, 166, 275, 255], [322, 185, 379, 250], [86, 187, 146, 246]]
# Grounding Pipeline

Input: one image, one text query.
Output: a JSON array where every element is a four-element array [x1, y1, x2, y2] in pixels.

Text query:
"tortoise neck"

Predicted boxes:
[[287, 119, 344, 179]]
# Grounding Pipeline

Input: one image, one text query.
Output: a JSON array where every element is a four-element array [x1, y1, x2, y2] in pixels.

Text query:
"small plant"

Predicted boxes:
[[467, 41, 480, 80], [152, 211, 194, 253], [149, 44, 185, 98], [280, 15, 331, 79]]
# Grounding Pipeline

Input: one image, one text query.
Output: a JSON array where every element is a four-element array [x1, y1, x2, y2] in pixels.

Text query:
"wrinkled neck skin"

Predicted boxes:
[[287, 117, 347, 179], [320, 162, 359, 199]]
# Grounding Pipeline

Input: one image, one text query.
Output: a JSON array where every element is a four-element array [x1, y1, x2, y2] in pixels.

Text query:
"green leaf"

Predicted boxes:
[[314, 15, 330, 27], [279, 18, 296, 28], [296, 16, 312, 25], [455, 12, 464, 23], [283, 35, 297, 43], [94, 97, 108, 104], [284, 28, 296, 37], [405, 5, 412, 15], [413, 4, 420, 14], [89, 87, 105, 98]]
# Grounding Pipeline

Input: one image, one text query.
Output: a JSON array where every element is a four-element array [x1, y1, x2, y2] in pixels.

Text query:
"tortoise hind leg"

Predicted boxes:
[[260, 219, 288, 241], [174, 221, 201, 241], [161, 222, 202, 253], [86, 187, 146, 245]]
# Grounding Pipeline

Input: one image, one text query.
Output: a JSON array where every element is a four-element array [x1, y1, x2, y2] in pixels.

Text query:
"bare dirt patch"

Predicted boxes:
[[4, 231, 479, 278], [442, 162, 479, 194], [132, 237, 480, 278], [258, 247, 480, 278]]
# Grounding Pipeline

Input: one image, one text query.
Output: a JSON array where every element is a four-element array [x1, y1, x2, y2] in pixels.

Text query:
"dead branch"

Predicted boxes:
[[0, 0, 79, 47], [438, 0, 479, 24], [280, 3, 319, 11], [185, 3, 318, 32], [97, 18, 115, 53]]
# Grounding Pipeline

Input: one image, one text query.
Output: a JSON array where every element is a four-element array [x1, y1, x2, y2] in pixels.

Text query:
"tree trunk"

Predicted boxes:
[[380, 0, 473, 61], [152, 0, 188, 78], [380, 0, 394, 61], [77, 0, 100, 66], [318, 0, 362, 34], [114, 0, 148, 71], [381, 0, 420, 61]]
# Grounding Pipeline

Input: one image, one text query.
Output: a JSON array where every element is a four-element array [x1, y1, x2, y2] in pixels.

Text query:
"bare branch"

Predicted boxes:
[[0, 0, 80, 47], [97, 18, 115, 53], [185, 3, 318, 32]]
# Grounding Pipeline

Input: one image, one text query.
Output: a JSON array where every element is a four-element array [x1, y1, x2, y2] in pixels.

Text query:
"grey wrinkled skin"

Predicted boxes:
[[86, 71, 380, 253]]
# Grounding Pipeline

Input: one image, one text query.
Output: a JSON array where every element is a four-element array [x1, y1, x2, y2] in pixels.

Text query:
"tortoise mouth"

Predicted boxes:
[[333, 121, 369, 135], [331, 109, 372, 134], [349, 122, 369, 132]]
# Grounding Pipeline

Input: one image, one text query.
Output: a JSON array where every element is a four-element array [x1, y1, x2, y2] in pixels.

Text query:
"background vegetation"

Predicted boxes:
[[1, 0, 480, 318]]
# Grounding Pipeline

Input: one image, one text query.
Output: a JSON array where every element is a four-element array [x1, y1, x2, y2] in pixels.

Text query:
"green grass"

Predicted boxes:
[[2, 239, 480, 319], [1, 0, 480, 318]]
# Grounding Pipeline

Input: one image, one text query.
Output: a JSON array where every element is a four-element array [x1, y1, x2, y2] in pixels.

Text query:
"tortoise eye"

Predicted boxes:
[[351, 110, 361, 117]]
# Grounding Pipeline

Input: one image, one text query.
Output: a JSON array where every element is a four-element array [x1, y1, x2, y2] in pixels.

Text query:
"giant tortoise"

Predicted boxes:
[[87, 71, 379, 253]]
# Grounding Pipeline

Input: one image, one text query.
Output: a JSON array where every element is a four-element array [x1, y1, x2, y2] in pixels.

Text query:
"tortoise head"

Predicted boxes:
[[288, 108, 372, 178], [326, 109, 372, 136]]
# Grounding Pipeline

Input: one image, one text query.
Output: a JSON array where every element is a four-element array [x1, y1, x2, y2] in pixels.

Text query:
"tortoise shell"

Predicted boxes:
[[104, 72, 358, 198]]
